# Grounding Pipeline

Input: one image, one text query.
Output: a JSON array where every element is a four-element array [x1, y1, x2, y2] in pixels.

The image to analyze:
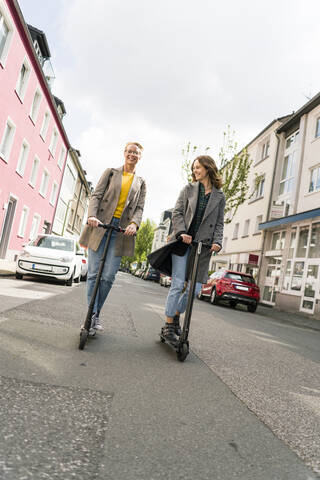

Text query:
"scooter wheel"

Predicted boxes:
[[79, 329, 89, 350], [177, 342, 189, 362]]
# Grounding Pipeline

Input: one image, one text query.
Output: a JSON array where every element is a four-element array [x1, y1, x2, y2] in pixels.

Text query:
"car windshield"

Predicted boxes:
[[31, 236, 74, 252], [225, 273, 255, 284]]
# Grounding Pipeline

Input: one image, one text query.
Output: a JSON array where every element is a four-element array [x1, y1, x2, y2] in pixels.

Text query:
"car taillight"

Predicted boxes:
[[82, 259, 86, 264]]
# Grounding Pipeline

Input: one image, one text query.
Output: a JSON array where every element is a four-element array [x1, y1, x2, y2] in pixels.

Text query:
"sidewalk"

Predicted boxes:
[[0, 259, 15, 276], [257, 303, 320, 332]]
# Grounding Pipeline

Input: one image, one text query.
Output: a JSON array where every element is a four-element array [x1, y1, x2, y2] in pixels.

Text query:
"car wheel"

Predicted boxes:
[[15, 273, 23, 280], [81, 274, 87, 282], [247, 302, 257, 313], [210, 288, 218, 305], [230, 301, 237, 309], [74, 274, 80, 284], [66, 273, 74, 287], [197, 291, 203, 300]]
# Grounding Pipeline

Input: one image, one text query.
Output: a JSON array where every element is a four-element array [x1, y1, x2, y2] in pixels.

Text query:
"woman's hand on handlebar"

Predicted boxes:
[[180, 234, 192, 244], [87, 216, 102, 227], [210, 243, 221, 253], [124, 223, 137, 236]]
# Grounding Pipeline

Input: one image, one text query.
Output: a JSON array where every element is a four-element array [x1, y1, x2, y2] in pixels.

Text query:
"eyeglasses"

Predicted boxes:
[[126, 150, 141, 156]]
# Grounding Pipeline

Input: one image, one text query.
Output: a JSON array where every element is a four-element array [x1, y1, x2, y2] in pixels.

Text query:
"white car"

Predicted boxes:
[[15, 234, 82, 286], [77, 247, 88, 281]]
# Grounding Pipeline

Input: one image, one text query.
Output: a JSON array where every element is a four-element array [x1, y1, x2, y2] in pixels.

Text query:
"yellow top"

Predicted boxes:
[[113, 171, 134, 218]]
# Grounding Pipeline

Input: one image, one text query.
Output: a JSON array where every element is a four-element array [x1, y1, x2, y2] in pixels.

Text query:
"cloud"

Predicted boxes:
[[18, 0, 320, 221]]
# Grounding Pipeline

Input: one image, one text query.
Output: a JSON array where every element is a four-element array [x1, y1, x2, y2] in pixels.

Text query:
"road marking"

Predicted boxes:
[[0, 287, 55, 299]]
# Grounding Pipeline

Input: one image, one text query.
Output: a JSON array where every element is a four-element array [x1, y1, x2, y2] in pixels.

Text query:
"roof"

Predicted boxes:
[[277, 91, 320, 133], [53, 95, 66, 115], [27, 24, 51, 58], [259, 207, 320, 230]]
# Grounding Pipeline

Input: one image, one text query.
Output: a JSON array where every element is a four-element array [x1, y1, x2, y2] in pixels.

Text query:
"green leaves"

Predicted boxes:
[[181, 125, 252, 223]]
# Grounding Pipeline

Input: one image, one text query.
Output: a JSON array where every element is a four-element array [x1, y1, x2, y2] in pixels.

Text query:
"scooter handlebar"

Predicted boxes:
[[98, 223, 126, 233], [177, 236, 212, 249], [97, 223, 138, 236]]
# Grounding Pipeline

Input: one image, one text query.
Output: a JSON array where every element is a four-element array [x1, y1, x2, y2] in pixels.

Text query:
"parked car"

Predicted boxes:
[[143, 267, 160, 282], [77, 247, 88, 281], [15, 234, 82, 286], [134, 268, 144, 277], [159, 274, 172, 287], [198, 269, 260, 312]]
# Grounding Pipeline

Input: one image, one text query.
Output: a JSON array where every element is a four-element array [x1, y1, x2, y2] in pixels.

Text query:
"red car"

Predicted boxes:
[[199, 269, 260, 313]]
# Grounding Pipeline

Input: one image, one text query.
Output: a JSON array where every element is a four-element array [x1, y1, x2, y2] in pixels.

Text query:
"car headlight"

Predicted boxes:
[[59, 256, 73, 263]]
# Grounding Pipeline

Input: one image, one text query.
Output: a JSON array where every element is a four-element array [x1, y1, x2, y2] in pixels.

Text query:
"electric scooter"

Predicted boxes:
[[79, 223, 125, 350], [160, 240, 210, 362]]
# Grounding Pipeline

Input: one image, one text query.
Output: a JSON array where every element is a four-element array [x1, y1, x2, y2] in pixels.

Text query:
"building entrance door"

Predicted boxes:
[[262, 256, 282, 305], [300, 261, 320, 314], [0, 197, 17, 259]]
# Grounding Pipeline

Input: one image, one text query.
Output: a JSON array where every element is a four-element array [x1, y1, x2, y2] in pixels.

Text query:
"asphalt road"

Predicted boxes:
[[0, 273, 319, 480]]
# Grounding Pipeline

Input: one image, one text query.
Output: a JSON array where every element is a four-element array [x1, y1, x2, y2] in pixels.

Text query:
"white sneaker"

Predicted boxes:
[[94, 322, 103, 331], [91, 313, 103, 331]]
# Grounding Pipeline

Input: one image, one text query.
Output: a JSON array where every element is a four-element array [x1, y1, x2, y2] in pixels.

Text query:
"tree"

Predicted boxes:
[[181, 126, 262, 223], [121, 219, 156, 269]]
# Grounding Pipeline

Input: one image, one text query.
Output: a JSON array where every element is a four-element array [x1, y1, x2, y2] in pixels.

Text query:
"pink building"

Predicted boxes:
[[0, 0, 71, 260]]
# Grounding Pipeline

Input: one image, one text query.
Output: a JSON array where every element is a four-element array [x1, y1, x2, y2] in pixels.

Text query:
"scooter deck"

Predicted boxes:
[[159, 330, 189, 361]]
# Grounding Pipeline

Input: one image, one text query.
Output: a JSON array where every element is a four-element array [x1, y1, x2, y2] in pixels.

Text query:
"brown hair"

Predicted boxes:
[[124, 142, 144, 152], [191, 155, 223, 189]]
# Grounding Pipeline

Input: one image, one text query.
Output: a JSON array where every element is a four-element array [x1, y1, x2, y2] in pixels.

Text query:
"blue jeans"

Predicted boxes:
[[87, 217, 122, 315], [165, 247, 202, 318]]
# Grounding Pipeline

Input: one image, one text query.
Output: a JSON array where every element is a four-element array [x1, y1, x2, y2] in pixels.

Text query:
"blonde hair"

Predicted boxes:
[[124, 142, 143, 152]]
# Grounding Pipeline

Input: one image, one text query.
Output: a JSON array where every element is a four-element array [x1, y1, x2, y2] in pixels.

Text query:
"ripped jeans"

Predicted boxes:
[[165, 246, 202, 318]]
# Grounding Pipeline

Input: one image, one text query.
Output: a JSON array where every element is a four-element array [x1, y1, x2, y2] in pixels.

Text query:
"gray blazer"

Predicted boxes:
[[172, 182, 225, 282], [79, 166, 146, 256]]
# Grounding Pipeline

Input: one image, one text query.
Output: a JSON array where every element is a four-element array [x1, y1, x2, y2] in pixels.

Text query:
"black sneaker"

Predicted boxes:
[[173, 314, 181, 336], [161, 323, 178, 344]]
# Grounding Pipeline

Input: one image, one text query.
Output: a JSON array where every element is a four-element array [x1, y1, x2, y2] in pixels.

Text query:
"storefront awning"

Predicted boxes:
[[259, 207, 320, 231]]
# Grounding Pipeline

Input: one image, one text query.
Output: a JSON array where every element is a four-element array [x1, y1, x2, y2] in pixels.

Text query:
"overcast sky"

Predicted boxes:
[[19, 0, 320, 223]]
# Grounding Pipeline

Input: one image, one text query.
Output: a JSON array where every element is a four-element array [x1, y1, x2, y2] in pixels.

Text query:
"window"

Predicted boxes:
[[57, 146, 66, 169], [0, 118, 15, 162], [40, 111, 50, 140], [18, 206, 29, 237], [309, 223, 320, 258], [65, 164, 76, 194], [29, 214, 41, 240], [30, 89, 42, 123], [50, 182, 58, 206], [255, 215, 263, 233], [0, 6, 12, 65], [279, 153, 295, 195], [49, 128, 58, 156], [16, 60, 30, 100], [29, 156, 40, 187], [16, 140, 29, 176], [282, 260, 292, 290], [243, 219, 250, 237], [288, 228, 296, 259], [39, 169, 50, 197], [271, 231, 286, 250], [315, 118, 320, 139], [285, 131, 299, 149], [296, 227, 309, 258], [233, 223, 239, 239], [33, 40, 43, 65], [261, 140, 270, 160], [308, 166, 320, 193], [291, 261, 304, 291], [222, 237, 227, 252], [253, 176, 265, 199]]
